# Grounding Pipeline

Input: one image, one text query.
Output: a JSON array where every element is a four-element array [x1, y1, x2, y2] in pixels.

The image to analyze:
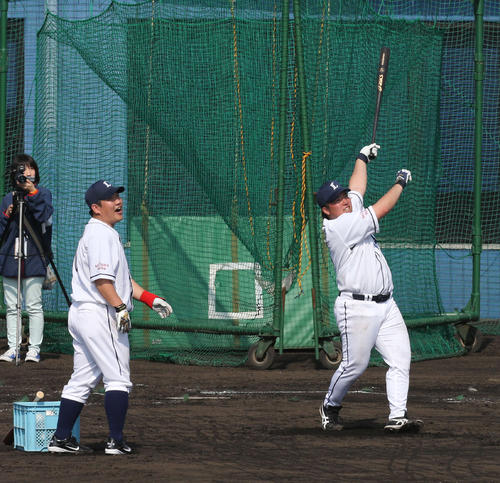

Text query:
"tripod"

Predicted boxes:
[[11, 190, 25, 365]]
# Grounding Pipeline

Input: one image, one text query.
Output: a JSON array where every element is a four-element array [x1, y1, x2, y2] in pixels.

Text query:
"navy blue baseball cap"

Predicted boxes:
[[315, 180, 350, 207], [85, 180, 125, 208]]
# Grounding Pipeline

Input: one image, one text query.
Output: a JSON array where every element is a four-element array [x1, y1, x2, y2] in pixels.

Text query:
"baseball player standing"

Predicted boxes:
[[317, 143, 422, 433], [48, 180, 173, 454]]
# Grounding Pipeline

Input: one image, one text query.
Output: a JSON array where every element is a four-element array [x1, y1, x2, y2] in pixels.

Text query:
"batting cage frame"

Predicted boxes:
[[1, 0, 498, 368]]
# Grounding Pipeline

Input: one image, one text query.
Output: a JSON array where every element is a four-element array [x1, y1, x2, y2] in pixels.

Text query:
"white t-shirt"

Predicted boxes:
[[71, 218, 133, 311], [322, 190, 393, 295]]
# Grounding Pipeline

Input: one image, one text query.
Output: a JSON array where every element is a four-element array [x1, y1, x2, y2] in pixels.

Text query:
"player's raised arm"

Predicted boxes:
[[371, 169, 412, 220], [349, 143, 380, 196]]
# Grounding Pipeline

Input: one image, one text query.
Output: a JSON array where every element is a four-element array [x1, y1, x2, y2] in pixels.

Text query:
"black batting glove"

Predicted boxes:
[[395, 169, 412, 188]]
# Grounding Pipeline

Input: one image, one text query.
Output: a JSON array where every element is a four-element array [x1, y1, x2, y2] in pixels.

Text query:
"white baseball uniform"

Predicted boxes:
[[322, 190, 411, 420], [61, 218, 133, 403]]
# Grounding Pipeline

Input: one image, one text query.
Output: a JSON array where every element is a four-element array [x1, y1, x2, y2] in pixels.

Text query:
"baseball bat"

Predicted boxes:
[[371, 46, 390, 144], [3, 391, 44, 446]]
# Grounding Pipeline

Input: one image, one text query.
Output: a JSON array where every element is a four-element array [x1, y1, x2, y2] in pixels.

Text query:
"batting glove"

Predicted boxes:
[[115, 303, 131, 333], [152, 298, 173, 318], [358, 143, 380, 163], [395, 169, 412, 188], [140, 290, 173, 318]]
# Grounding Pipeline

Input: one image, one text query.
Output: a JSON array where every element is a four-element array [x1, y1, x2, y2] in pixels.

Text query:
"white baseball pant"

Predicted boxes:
[[61, 302, 132, 403], [324, 296, 411, 420]]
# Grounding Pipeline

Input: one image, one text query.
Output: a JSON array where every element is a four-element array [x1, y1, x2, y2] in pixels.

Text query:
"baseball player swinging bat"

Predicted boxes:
[[3, 390, 44, 446], [371, 46, 390, 144]]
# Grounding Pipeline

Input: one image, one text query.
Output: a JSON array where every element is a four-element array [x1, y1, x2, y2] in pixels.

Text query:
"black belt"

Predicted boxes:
[[341, 292, 391, 303]]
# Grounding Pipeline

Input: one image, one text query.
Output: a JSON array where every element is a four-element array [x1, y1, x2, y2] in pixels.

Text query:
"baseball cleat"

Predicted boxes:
[[48, 435, 93, 453], [105, 437, 133, 455], [319, 404, 343, 431], [384, 415, 423, 433]]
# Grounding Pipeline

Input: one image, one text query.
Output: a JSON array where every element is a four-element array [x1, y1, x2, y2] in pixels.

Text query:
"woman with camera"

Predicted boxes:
[[0, 154, 53, 363]]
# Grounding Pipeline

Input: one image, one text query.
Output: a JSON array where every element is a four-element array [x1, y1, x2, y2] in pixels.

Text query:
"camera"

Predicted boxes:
[[14, 164, 27, 184]]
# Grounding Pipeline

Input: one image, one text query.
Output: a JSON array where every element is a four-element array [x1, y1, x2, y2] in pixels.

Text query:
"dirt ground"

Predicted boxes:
[[0, 335, 499, 482]]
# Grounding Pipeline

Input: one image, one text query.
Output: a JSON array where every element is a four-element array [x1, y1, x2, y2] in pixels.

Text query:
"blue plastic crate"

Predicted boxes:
[[13, 401, 80, 452]]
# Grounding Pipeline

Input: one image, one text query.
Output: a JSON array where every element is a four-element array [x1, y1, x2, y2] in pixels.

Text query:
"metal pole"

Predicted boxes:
[[469, 0, 483, 318], [292, 0, 323, 358], [272, 0, 290, 352], [0, 0, 8, 197]]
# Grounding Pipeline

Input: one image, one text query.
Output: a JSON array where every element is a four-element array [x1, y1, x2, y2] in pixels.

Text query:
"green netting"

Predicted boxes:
[[2, 0, 499, 366]]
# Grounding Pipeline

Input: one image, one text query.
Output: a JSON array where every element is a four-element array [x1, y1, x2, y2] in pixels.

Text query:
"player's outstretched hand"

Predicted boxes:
[[140, 290, 173, 318], [115, 303, 131, 333], [395, 169, 412, 188], [152, 298, 173, 318], [359, 143, 380, 163]]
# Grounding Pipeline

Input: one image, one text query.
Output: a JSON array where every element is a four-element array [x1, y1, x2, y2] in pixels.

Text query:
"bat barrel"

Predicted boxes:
[[372, 46, 390, 143]]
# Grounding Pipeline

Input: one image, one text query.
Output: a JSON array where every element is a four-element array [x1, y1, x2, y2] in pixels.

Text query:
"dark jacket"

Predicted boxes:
[[0, 186, 53, 278]]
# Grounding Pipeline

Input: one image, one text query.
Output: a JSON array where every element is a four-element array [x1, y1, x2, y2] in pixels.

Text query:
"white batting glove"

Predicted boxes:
[[152, 298, 173, 318], [359, 143, 380, 163], [115, 303, 132, 333], [395, 169, 412, 188]]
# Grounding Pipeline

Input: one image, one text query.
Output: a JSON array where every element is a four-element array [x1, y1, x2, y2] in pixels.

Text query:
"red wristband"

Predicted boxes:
[[139, 290, 156, 308]]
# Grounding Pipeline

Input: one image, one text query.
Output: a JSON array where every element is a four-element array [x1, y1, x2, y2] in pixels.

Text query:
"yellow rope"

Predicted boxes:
[[293, 2, 330, 293], [265, 1, 278, 272], [295, 151, 312, 293], [291, 65, 298, 245], [231, 0, 254, 238], [142, 0, 156, 207], [141, 0, 156, 321]]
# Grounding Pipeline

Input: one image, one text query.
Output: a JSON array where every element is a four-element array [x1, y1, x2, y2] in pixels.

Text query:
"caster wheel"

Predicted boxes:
[[463, 327, 483, 353], [319, 344, 342, 370], [456, 325, 483, 353], [470, 328, 483, 353], [247, 343, 275, 370]]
